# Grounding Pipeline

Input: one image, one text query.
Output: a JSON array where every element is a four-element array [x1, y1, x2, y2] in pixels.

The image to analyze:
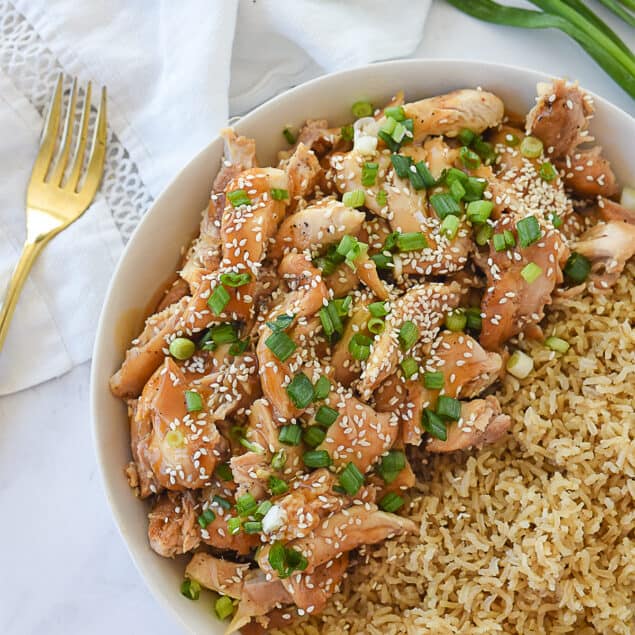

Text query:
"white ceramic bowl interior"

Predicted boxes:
[[91, 59, 634, 634]]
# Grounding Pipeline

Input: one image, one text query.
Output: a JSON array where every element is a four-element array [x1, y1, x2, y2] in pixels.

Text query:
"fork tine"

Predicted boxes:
[[64, 81, 92, 192], [30, 73, 63, 183], [49, 76, 78, 186], [78, 86, 107, 197]]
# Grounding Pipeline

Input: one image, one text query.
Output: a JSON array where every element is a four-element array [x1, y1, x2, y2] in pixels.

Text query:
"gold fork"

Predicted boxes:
[[0, 74, 107, 352]]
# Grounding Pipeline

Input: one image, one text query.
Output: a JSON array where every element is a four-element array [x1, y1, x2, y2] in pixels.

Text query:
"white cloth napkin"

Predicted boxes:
[[0, 0, 430, 395]]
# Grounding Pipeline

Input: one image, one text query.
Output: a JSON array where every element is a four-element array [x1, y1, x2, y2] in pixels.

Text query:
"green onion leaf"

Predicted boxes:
[[255, 500, 273, 519], [378, 450, 406, 483], [209, 323, 239, 344], [440, 214, 460, 240], [465, 307, 482, 332], [169, 337, 195, 360], [564, 252, 591, 283], [516, 215, 542, 247], [349, 333, 372, 361], [286, 372, 314, 408], [436, 395, 462, 421], [466, 200, 494, 224], [227, 189, 252, 207], [368, 316, 386, 334], [396, 232, 428, 252], [422, 409, 448, 440], [220, 272, 251, 287], [493, 233, 507, 252], [391, 154, 412, 178], [361, 162, 379, 186], [267, 313, 295, 332], [243, 520, 263, 534], [385, 105, 406, 121], [475, 223, 494, 246], [369, 301, 389, 317], [340, 125, 354, 142], [458, 128, 476, 145], [270, 188, 289, 201], [229, 337, 250, 356], [268, 476, 289, 496], [398, 320, 418, 351], [450, 178, 466, 202], [503, 230, 516, 247], [376, 189, 388, 206], [400, 356, 419, 380], [213, 495, 231, 510], [278, 424, 302, 446], [352, 100, 373, 118], [338, 462, 364, 495], [343, 189, 365, 208], [463, 176, 488, 202], [371, 252, 393, 270], [236, 492, 258, 517], [430, 192, 462, 219], [185, 390, 203, 413], [313, 375, 331, 400], [283, 127, 296, 145], [215, 463, 233, 481], [180, 579, 201, 601], [215, 595, 235, 620], [459, 146, 481, 170], [208, 285, 230, 316], [521, 262, 542, 283], [303, 450, 332, 468], [303, 425, 326, 448], [445, 309, 467, 332], [197, 508, 216, 529], [520, 135, 543, 158], [226, 516, 242, 535], [506, 349, 534, 379], [270, 449, 287, 470], [549, 211, 563, 228], [505, 132, 520, 147], [265, 330, 297, 361], [379, 492, 405, 513], [414, 161, 436, 188], [472, 136, 497, 165], [315, 405, 339, 427], [423, 371, 444, 390], [539, 161, 558, 181], [545, 335, 570, 353]]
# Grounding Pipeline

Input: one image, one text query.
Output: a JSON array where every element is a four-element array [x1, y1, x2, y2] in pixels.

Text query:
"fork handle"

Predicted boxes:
[[0, 238, 48, 352]]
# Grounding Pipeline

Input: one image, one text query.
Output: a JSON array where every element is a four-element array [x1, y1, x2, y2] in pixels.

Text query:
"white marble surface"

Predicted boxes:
[[0, 2, 633, 634]]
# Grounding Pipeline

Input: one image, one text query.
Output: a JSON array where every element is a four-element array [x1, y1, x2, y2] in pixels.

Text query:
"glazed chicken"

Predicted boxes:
[[110, 79, 634, 632]]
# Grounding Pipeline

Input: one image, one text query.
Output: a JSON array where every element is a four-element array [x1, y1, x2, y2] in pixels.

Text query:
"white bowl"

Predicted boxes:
[[90, 59, 635, 634]]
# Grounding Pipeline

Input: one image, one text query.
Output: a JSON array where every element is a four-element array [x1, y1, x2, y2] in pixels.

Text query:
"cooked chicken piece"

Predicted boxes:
[[126, 399, 161, 497], [402, 89, 504, 143], [180, 222, 222, 292], [230, 451, 270, 500], [258, 506, 417, 575], [317, 393, 400, 473], [271, 197, 364, 259], [282, 142, 322, 209], [358, 283, 461, 398], [557, 147, 619, 199], [332, 301, 371, 386], [426, 395, 511, 452], [573, 221, 635, 290], [257, 254, 328, 419], [281, 551, 349, 612], [110, 296, 189, 399], [489, 125, 528, 174], [422, 136, 459, 179], [479, 218, 569, 351], [376, 332, 502, 445], [597, 197, 635, 225], [526, 80, 593, 158], [132, 358, 229, 491], [288, 119, 340, 158], [213, 128, 258, 194], [264, 469, 348, 543], [354, 253, 390, 299], [147, 491, 200, 557], [185, 552, 251, 599], [323, 262, 359, 297], [155, 277, 191, 313]]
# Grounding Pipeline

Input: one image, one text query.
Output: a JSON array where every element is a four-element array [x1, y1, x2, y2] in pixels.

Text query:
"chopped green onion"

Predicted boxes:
[[340, 124, 354, 141], [236, 493, 257, 517], [371, 252, 393, 270], [180, 579, 201, 601], [436, 395, 462, 421], [545, 336, 570, 353], [209, 323, 239, 344], [516, 216, 542, 247], [385, 105, 406, 121], [422, 409, 447, 441], [303, 450, 332, 468], [376, 189, 387, 206], [383, 231, 399, 252], [169, 337, 195, 360], [270, 188, 289, 201], [465, 307, 482, 332], [520, 135, 543, 158], [270, 449, 287, 470], [215, 595, 234, 620], [450, 178, 466, 202], [283, 127, 296, 144], [244, 520, 263, 534], [379, 492, 405, 513], [208, 285, 230, 316], [430, 193, 461, 219], [414, 161, 436, 188], [268, 476, 289, 496], [396, 232, 428, 252], [267, 313, 295, 332], [166, 429, 184, 448], [369, 301, 389, 317], [407, 164, 427, 190], [549, 212, 563, 228], [279, 424, 302, 446], [378, 450, 406, 483], [505, 133, 520, 147], [239, 437, 265, 454], [381, 118, 396, 136], [391, 154, 412, 178], [539, 161, 558, 182], [315, 405, 339, 427], [400, 356, 419, 380], [227, 189, 252, 207], [475, 223, 493, 246], [459, 146, 481, 169], [564, 252, 591, 283], [333, 296, 352, 316], [185, 390, 203, 413], [445, 309, 467, 332], [197, 508, 216, 529], [472, 136, 497, 165], [423, 371, 444, 390], [361, 162, 379, 187], [229, 337, 250, 356], [215, 463, 233, 481], [337, 234, 356, 256], [286, 372, 314, 408], [343, 240, 368, 269], [399, 320, 418, 351], [220, 272, 251, 287], [349, 333, 372, 361], [444, 167, 468, 185], [458, 128, 476, 145], [255, 500, 273, 519], [268, 542, 308, 579], [313, 375, 331, 400], [319, 303, 343, 339], [368, 317, 386, 334], [493, 233, 507, 252], [503, 230, 516, 247], [506, 350, 534, 379], [378, 129, 400, 152], [213, 495, 231, 510], [466, 200, 494, 224], [463, 176, 488, 202], [352, 100, 373, 118], [338, 462, 364, 495], [521, 262, 542, 283], [265, 330, 296, 361], [303, 425, 326, 448], [342, 189, 365, 208], [391, 121, 407, 143], [440, 214, 460, 240], [226, 516, 242, 535]]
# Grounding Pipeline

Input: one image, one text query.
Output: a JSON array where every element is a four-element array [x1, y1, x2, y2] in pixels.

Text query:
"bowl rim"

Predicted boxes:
[[89, 57, 633, 634]]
